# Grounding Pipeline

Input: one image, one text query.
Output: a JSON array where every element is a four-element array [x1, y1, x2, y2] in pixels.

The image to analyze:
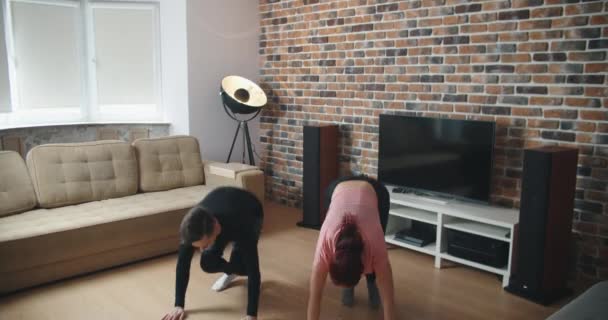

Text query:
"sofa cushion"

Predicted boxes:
[[26, 140, 138, 208], [0, 151, 37, 217], [133, 135, 204, 192], [0, 185, 210, 244]]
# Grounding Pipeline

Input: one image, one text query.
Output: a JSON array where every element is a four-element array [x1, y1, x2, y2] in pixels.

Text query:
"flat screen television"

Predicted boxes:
[[378, 114, 495, 203]]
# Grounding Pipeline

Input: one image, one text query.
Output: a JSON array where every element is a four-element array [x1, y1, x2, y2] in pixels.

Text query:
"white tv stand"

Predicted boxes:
[[385, 186, 519, 287]]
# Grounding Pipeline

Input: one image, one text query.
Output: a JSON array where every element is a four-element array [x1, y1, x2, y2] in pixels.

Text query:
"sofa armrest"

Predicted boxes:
[[203, 161, 265, 204]]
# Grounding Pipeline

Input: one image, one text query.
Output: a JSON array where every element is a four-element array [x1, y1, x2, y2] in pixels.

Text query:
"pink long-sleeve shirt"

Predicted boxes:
[[312, 182, 389, 275]]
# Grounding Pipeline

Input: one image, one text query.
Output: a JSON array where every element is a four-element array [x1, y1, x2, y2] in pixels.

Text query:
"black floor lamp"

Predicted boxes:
[[220, 75, 267, 165]]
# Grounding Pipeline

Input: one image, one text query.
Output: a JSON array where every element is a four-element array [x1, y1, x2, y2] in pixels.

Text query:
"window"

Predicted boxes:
[[11, 1, 83, 110], [1, 0, 162, 126], [0, 5, 10, 112]]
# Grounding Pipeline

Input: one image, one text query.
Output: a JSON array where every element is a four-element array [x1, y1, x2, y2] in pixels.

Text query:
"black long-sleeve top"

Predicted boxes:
[[174, 187, 263, 316]]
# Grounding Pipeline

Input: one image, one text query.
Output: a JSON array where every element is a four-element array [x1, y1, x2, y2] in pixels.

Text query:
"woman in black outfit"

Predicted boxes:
[[162, 187, 264, 320]]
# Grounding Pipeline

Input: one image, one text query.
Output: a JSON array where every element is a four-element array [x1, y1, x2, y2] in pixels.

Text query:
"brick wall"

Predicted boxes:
[[258, 0, 608, 283]]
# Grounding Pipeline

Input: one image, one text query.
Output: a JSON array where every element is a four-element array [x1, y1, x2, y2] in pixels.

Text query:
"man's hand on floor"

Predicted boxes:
[[162, 306, 185, 320]]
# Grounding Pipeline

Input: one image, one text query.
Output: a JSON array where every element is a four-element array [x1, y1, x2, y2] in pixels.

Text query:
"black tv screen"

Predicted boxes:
[[378, 114, 495, 203]]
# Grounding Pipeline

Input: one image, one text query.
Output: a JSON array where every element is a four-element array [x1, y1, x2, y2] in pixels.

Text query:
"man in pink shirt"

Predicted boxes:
[[307, 176, 395, 320]]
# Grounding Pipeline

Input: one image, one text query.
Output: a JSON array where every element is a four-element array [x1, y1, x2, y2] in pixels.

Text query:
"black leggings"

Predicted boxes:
[[201, 243, 249, 275], [325, 175, 390, 283], [200, 218, 263, 276]]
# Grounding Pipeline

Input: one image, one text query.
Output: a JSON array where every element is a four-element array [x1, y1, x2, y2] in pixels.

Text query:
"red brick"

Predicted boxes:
[[456, 65, 473, 73], [524, 140, 548, 148], [433, 46, 458, 55], [409, 84, 430, 92], [499, 32, 529, 42], [531, 7, 563, 18], [488, 22, 517, 32], [472, 34, 499, 43], [592, 169, 608, 180], [502, 54, 531, 63], [455, 105, 481, 113], [418, 94, 441, 101], [512, 107, 543, 117], [469, 95, 497, 104], [443, 15, 468, 25], [574, 222, 598, 235], [586, 87, 608, 97], [532, 75, 565, 84], [520, 20, 552, 30], [530, 30, 563, 40], [456, 85, 482, 93], [587, 190, 608, 202], [585, 63, 608, 73], [470, 12, 497, 23], [472, 55, 500, 63], [446, 56, 470, 64], [347, 33, 365, 41], [459, 45, 486, 54], [516, 64, 548, 73], [429, 104, 454, 112], [544, 109, 578, 119], [419, 17, 443, 27], [591, 15, 608, 25], [483, 1, 511, 11], [486, 85, 514, 95], [502, 188, 519, 198], [512, 0, 542, 8], [446, 75, 471, 83], [495, 117, 526, 127], [566, 3, 603, 16], [552, 17, 589, 28], [409, 47, 431, 56], [575, 122, 597, 132], [577, 134, 593, 143], [566, 98, 602, 108], [518, 42, 549, 52], [581, 111, 608, 121], [396, 39, 419, 47], [460, 24, 487, 33]]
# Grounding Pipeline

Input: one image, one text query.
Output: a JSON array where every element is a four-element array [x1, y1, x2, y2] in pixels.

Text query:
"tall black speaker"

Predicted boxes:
[[506, 146, 579, 305], [298, 124, 338, 229]]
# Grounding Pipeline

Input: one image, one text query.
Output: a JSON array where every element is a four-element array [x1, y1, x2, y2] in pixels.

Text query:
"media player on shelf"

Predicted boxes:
[[447, 229, 508, 269], [394, 222, 436, 247]]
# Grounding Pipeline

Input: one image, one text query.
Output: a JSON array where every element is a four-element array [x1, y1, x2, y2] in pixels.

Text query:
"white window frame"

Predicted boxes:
[[0, 0, 163, 127], [0, 0, 13, 113]]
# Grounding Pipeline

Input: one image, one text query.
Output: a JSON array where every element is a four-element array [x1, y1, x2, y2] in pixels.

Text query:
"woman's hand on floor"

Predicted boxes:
[[162, 306, 185, 320]]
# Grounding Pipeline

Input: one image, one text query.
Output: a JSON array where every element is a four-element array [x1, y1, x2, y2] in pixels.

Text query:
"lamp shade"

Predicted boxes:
[[220, 75, 267, 115]]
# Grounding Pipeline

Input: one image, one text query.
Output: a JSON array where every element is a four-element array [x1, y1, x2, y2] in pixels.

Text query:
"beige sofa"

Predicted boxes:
[[0, 135, 264, 294]]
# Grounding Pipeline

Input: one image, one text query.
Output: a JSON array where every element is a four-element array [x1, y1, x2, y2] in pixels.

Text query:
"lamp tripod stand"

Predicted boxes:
[[224, 104, 260, 165]]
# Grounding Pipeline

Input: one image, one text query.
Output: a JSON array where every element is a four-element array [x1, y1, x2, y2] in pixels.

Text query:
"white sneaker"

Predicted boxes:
[[211, 274, 237, 292]]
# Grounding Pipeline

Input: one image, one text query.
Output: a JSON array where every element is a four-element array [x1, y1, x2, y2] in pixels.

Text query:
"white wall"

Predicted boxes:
[[187, 0, 260, 162], [0, 4, 11, 112]]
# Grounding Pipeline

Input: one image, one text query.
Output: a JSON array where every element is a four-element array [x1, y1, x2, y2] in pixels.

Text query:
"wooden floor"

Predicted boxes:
[[0, 202, 561, 320]]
